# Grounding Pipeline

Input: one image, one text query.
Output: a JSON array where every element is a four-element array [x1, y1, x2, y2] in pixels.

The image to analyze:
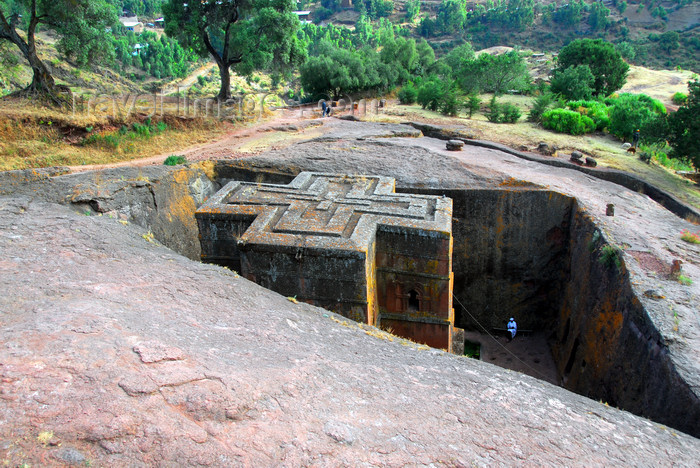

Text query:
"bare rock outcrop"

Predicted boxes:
[[1, 197, 698, 466]]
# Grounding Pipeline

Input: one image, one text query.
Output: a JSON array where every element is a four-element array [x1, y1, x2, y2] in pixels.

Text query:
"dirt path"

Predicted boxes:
[[67, 108, 329, 173]]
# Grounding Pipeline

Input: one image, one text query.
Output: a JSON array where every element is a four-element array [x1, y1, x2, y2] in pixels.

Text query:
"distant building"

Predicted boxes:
[[119, 15, 144, 33], [293, 10, 312, 24], [154, 17, 165, 28]]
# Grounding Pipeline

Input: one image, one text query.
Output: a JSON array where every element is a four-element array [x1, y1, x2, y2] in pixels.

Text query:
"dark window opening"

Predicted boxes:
[[408, 289, 420, 311]]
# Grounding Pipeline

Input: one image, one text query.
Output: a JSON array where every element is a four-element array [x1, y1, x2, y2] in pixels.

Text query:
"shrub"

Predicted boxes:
[[608, 93, 666, 141], [486, 97, 521, 123], [486, 96, 501, 122], [599, 245, 622, 270], [465, 94, 481, 118], [542, 108, 595, 135], [672, 92, 687, 105], [163, 155, 187, 166], [417, 78, 459, 116], [439, 87, 460, 116], [680, 229, 700, 244], [528, 92, 554, 123], [500, 103, 521, 123], [398, 83, 418, 104], [417, 80, 443, 111], [566, 100, 610, 130], [678, 275, 693, 286]]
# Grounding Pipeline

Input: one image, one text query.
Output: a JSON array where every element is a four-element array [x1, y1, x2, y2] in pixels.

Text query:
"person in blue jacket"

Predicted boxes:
[[507, 317, 517, 341]]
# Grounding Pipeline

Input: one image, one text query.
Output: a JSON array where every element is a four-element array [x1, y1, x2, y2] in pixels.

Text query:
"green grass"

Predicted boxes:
[[680, 229, 700, 244], [678, 275, 693, 286], [599, 245, 622, 270], [163, 155, 187, 166]]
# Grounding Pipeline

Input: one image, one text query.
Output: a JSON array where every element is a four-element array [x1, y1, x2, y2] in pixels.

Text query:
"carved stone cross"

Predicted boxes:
[[197, 172, 457, 351]]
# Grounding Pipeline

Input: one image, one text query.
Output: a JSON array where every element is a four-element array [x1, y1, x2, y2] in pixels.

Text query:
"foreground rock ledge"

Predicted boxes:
[[1, 197, 698, 466]]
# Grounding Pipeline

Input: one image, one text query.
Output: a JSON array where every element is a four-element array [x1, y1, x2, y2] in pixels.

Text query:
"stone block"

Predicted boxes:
[[196, 172, 456, 350], [446, 140, 464, 151]]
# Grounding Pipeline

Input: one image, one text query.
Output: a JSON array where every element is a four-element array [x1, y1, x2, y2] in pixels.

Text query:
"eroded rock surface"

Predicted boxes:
[[1, 197, 698, 466]]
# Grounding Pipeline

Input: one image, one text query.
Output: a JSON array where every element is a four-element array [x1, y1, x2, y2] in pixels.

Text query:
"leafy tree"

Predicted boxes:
[[588, 1, 610, 31], [458, 51, 529, 95], [299, 41, 397, 99], [550, 65, 595, 101], [615, 41, 635, 61], [163, 0, 306, 100], [553, 0, 584, 27], [436, 0, 467, 35], [608, 93, 666, 141], [556, 39, 629, 96], [667, 80, 700, 169], [0, 0, 117, 100], [442, 42, 474, 76], [659, 31, 680, 53], [405, 0, 420, 22]]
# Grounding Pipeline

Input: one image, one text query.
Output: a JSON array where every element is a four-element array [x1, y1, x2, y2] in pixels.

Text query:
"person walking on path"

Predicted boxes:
[[633, 129, 640, 148]]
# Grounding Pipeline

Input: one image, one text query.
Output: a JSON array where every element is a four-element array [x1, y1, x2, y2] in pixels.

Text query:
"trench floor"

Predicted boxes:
[[463, 331, 560, 386]]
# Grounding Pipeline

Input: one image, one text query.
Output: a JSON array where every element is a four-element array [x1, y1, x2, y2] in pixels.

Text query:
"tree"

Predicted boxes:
[[556, 39, 629, 96], [299, 41, 397, 99], [458, 51, 530, 95], [163, 0, 306, 100], [667, 80, 700, 169], [550, 64, 595, 100], [658, 31, 680, 53], [405, 0, 420, 22], [0, 0, 117, 100], [608, 93, 666, 141], [588, 1, 610, 31]]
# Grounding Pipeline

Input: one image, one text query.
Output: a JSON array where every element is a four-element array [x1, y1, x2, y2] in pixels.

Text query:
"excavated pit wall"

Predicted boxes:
[[407, 186, 699, 438], [3, 164, 698, 437]]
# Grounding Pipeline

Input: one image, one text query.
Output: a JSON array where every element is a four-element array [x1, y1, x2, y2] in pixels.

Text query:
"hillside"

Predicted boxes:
[[315, 0, 700, 72]]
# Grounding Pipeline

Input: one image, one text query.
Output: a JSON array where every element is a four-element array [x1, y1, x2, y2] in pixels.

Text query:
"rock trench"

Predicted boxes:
[[1, 121, 699, 464]]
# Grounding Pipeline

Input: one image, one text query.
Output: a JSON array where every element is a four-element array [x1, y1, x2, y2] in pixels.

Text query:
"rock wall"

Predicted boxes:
[[405, 185, 700, 437], [555, 208, 700, 438], [1, 163, 220, 260], [405, 188, 574, 332]]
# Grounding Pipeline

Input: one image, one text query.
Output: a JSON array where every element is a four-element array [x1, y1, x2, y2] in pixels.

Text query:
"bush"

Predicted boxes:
[[486, 96, 501, 122], [439, 87, 460, 116], [417, 80, 443, 111], [566, 100, 610, 130], [486, 97, 521, 123], [398, 84, 418, 104], [465, 94, 481, 118], [417, 78, 459, 116], [542, 108, 596, 135], [500, 103, 522, 123], [607, 93, 666, 141], [672, 92, 688, 105], [599, 245, 622, 270], [528, 93, 554, 123], [163, 155, 187, 166]]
